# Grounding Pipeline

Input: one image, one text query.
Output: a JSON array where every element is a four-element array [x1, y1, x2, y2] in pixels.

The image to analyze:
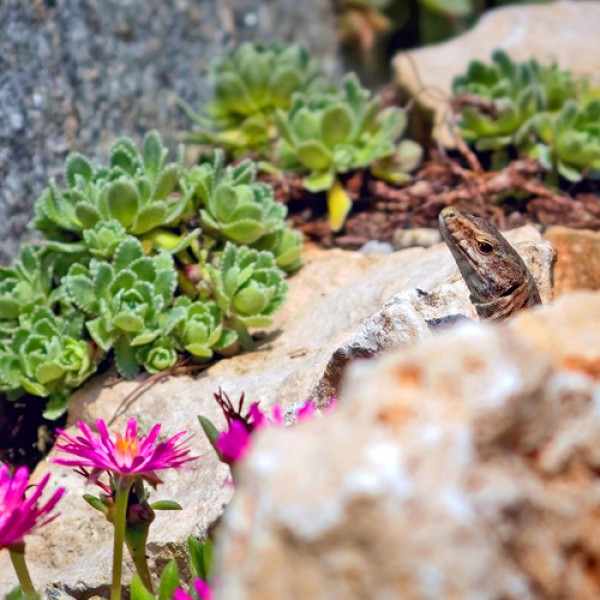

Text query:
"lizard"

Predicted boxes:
[[438, 206, 541, 320]]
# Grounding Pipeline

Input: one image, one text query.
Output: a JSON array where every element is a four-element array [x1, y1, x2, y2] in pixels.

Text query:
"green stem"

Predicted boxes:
[[111, 478, 132, 600], [9, 548, 35, 594]]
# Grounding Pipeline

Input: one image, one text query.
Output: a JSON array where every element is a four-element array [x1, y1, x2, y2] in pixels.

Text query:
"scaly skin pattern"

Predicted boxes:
[[439, 206, 541, 320]]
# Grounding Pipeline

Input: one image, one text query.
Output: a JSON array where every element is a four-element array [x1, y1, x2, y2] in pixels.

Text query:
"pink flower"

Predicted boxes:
[[0, 464, 65, 549], [216, 420, 251, 463], [172, 579, 212, 600], [52, 419, 197, 486], [296, 400, 316, 421], [213, 389, 284, 464]]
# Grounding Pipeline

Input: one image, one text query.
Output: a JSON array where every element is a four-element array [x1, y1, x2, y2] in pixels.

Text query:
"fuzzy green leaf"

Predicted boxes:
[[114, 335, 140, 379], [107, 180, 140, 229]]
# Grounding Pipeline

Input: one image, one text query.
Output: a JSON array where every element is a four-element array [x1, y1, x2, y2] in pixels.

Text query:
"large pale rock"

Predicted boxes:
[[0, 227, 551, 595], [394, 1, 600, 145], [544, 226, 600, 296], [214, 292, 600, 599]]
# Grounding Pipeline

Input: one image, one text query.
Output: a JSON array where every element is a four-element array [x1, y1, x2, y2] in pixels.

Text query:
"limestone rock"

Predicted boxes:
[[0, 227, 552, 594], [392, 227, 441, 250], [544, 226, 600, 296], [0, 0, 338, 263], [313, 230, 555, 403], [394, 1, 600, 145], [213, 291, 600, 599]]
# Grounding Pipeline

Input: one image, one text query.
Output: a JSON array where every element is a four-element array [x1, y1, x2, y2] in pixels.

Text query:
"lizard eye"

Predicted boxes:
[[477, 241, 494, 254]]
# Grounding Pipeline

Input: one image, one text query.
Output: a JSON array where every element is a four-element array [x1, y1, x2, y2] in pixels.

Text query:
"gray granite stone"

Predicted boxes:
[[0, 0, 338, 264]]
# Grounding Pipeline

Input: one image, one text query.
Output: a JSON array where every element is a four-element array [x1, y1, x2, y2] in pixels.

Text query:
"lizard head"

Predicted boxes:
[[438, 206, 530, 304]]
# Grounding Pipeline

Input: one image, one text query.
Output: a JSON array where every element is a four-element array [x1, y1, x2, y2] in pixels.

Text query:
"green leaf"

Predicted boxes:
[[296, 140, 332, 171], [321, 104, 354, 148], [114, 335, 140, 379], [153, 164, 179, 200], [66, 153, 93, 186], [198, 415, 221, 450], [114, 238, 144, 272], [421, 0, 474, 16], [83, 493, 109, 515], [6, 586, 40, 600], [131, 203, 168, 235], [86, 318, 115, 352], [158, 560, 180, 600], [151, 500, 182, 511], [65, 275, 97, 313], [143, 130, 164, 182], [188, 536, 213, 581], [130, 573, 155, 600], [107, 179, 140, 229], [303, 170, 334, 193], [42, 393, 69, 420], [75, 203, 102, 229]]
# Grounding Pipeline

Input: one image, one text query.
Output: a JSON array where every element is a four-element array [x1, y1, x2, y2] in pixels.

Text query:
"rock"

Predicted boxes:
[[0, 0, 338, 264], [213, 291, 600, 600], [393, 1, 600, 146], [544, 226, 600, 296], [392, 227, 441, 250], [0, 227, 551, 594], [313, 231, 554, 403]]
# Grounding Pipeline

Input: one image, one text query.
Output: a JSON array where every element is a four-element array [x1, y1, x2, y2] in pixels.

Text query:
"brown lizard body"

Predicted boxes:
[[438, 206, 541, 320]]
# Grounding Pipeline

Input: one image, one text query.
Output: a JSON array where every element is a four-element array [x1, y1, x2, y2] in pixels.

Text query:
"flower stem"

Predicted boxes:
[[9, 548, 35, 594], [111, 479, 132, 600]]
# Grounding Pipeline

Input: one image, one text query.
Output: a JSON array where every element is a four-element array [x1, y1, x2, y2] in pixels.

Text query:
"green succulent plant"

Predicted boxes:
[[251, 228, 304, 273], [0, 307, 97, 419], [63, 237, 178, 378], [187, 151, 288, 246], [207, 243, 287, 348], [452, 51, 547, 151], [165, 297, 236, 359], [451, 50, 586, 153], [31, 131, 196, 253], [522, 99, 600, 182], [134, 337, 178, 374], [274, 73, 422, 230], [184, 42, 328, 155], [0, 246, 55, 333]]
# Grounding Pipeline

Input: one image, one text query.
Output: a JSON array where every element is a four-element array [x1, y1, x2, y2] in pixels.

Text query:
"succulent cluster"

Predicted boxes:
[[185, 42, 328, 154], [185, 42, 423, 231], [274, 73, 422, 229], [452, 50, 600, 181], [0, 131, 297, 419]]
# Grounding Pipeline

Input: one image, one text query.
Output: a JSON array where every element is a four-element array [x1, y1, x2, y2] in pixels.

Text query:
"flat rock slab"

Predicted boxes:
[[394, 1, 600, 145], [0, 227, 551, 595]]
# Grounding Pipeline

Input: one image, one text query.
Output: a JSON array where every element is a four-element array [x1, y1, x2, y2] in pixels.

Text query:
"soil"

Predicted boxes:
[[265, 152, 600, 249]]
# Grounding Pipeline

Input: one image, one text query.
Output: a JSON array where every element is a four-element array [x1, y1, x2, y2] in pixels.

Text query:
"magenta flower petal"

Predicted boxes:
[[296, 401, 316, 421], [52, 418, 198, 483], [270, 404, 284, 426], [0, 465, 65, 549], [172, 589, 193, 600], [193, 579, 213, 600], [216, 420, 252, 463], [248, 402, 267, 429]]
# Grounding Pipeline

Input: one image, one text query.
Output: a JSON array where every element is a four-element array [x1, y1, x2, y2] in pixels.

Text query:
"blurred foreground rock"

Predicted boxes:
[[0, 226, 550, 595], [0, 0, 338, 263], [214, 291, 600, 599], [544, 226, 600, 296], [394, 1, 600, 146]]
